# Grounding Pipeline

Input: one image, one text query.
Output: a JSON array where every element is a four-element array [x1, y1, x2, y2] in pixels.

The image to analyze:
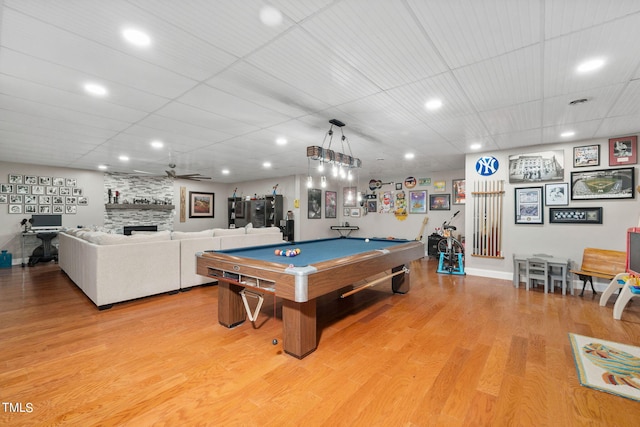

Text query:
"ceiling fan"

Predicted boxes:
[[164, 164, 212, 181]]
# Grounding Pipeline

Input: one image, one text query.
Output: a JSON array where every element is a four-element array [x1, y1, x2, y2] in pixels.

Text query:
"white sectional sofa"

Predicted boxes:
[[58, 227, 284, 309]]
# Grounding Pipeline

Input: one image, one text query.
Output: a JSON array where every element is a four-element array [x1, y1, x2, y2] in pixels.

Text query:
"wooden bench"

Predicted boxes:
[[570, 248, 626, 296]]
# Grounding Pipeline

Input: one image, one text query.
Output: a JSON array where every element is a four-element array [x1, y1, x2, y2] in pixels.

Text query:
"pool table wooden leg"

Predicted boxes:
[[392, 264, 410, 294], [218, 282, 246, 328], [282, 299, 317, 359]]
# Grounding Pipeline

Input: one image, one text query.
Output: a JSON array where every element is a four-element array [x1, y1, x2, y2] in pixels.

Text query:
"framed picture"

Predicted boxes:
[[573, 145, 600, 167], [189, 191, 214, 218], [418, 178, 431, 186], [350, 208, 361, 217], [65, 205, 77, 214], [78, 196, 88, 205], [16, 185, 29, 194], [46, 186, 58, 195], [25, 205, 37, 213], [508, 150, 564, 183], [433, 181, 445, 192], [395, 183, 402, 190], [25, 195, 37, 204], [367, 200, 377, 213], [609, 136, 637, 166], [8, 204, 22, 214], [9, 194, 22, 204], [59, 187, 70, 196], [0, 194, 6, 203], [545, 183, 569, 206], [52, 205, 64, 213], [308, 188, 321, 219], [39, 176, 51, 186], [8, 174, 22, 184], [343, 187, 357, 207], [452, 179, 465, 204], [0, 184, 13, 193], [66, 178, 77, 187], [570, 167, 635, 200], [549, 207, 602, 224], [409, 190, 427, 214], [515, 187, 543, 224], [343, 207, 351, 217], [32, 185, 44, 195], [24, 175, 37, 185], [429, 194, 450, 211], [325, 191, 337, 219], [39, 205, 51, 214], [53, 177, 65, 186], [39, 195, 51, 205]]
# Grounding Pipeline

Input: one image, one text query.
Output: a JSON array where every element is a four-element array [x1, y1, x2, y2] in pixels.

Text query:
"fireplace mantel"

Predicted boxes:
[[105, 204, 175, 210]]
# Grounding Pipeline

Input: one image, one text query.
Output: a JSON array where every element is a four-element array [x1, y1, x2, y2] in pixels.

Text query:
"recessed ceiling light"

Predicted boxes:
[[470, 143, 482, 150], [119, 155, 129, 162], [221, 169, 230, 175], [425, 99, 443, 111], [150, 140, 164, 149], [577, 58, 605, 73], [263, 162, 272, 168], [404, 153, 415, 160], [259, 5, 283, 26], [84, 83, 107, 96], [561, 131, 575, 138], [98, 165, 108, 170], [276, 137, 287, 145], [122, 28, 151, 47]]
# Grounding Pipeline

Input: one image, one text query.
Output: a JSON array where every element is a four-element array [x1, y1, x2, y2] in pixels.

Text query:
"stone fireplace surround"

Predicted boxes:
[[104, 173, 174, 233]]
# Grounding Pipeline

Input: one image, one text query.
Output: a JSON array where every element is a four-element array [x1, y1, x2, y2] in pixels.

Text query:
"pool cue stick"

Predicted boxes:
[[340, 268, 408, 298], [498, 180, 503, 256], [474, 181, 479, 255], [492, 180, 496, 256]]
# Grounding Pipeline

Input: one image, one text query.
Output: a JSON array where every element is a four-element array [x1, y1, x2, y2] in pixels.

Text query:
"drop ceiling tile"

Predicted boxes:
[[301, 0, 448, 89], [4, 0, 239, 80], [1, 9, 198, 98], [454, 44, 542, 112], [594, 114, 640, 139], [133, 0, 293, 57], [542, 120, 602, 143], [542, 84, 624, 128], [609, 80, 640, 117], [545, 0, 640, 39], [206, 61, 330, 118], [480, 101, 542, 135], [407, 0, 541, 68], [177, 84, 291, 128], [491, 129, 543, 150], [245, 27, 382, 105], [544, 15, 640, 97]]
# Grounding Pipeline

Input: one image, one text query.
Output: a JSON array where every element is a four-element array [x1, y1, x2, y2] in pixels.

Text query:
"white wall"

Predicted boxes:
[[0, 162, 104, 263], [464, 137, 640, 281]]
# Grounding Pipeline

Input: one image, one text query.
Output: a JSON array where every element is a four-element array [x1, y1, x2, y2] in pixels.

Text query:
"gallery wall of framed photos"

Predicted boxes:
[[0, 173, 88, 215]]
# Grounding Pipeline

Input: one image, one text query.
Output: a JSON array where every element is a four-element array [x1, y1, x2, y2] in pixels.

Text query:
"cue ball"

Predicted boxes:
[[365, 238, 370, 242], [272, 339, 278, 345]]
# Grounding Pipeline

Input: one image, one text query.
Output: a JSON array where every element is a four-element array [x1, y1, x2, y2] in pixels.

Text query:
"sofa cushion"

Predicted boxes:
[[213, 228, 246, 237], [171, 229, 215, 240], [89, 230, 171, 245], [247, 227, 281, 235]]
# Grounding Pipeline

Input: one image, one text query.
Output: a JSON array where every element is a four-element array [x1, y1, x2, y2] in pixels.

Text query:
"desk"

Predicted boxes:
[[513, 253, 571, 295], [197, 237, 424, 358], [330, 225, 359, 238], [21, 231, 59, 267]]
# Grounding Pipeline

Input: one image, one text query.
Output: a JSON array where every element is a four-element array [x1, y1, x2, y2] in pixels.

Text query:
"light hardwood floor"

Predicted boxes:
[[1, 259, 639, 426]]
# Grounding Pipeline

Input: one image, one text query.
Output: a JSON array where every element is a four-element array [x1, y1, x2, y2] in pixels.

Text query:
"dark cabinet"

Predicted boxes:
[[228, 195, 283, 229], [427, 234, 443, 258]]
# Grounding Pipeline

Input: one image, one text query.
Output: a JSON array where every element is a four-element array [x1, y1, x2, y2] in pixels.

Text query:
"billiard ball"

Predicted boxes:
[[272, 339, 278, 345], [365, 238, 370, 242], [274, 249, 281, 256]]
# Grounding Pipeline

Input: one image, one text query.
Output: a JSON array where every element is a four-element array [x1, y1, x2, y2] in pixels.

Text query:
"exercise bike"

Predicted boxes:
[[436, 210, 465, 275]]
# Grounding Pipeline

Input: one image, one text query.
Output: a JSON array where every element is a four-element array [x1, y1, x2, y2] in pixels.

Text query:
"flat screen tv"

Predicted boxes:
[[30, 214, 62, 230], [626, 227, 640, 276]]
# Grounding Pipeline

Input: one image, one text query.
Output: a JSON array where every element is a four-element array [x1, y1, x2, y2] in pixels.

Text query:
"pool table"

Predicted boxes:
[[196, 237, 424, 358]]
